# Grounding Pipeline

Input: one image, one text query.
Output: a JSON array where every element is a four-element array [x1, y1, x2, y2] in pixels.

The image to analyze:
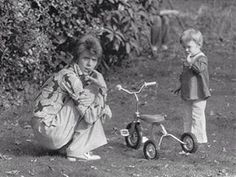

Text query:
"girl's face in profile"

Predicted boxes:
[[182, 40, 201, 56], [77, 51, 98, 75]]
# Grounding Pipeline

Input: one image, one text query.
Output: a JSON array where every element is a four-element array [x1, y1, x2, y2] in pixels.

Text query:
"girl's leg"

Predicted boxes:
[[150, 15, 162, 54], [66, 118, 107, 158], [160, 15, 169, 49], [182, 100, 192, 132], [192, 100, 207, 143], [31, 99, 79, 150]]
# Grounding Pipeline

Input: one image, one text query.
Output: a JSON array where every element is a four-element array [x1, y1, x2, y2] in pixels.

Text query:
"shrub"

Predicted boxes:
[[0, 0, 152, 108]]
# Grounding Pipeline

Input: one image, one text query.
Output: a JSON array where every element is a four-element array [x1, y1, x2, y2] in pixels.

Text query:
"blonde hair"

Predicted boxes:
[[180, 28, 203, 47]]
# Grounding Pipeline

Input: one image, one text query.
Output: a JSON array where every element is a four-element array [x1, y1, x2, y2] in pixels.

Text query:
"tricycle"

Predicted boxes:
[[116, 81, 198, 160]]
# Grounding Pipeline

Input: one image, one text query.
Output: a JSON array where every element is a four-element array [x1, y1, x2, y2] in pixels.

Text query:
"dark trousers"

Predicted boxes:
[[150, 15, 169, 51]]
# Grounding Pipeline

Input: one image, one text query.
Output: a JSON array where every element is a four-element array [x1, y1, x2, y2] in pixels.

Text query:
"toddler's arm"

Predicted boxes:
[[191, 56, 208, 74]]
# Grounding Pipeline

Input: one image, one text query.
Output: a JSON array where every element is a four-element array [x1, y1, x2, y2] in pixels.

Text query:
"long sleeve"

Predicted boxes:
[[191, 56, 208, 74], [61, 72, 84, 101], [60, 70, 105, 124], [180, 53, 210, 100], [81, 93, 105, 124]]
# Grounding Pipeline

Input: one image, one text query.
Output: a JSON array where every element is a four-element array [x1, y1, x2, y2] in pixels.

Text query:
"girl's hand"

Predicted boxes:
[[101, 105, 112, 124], [78, 93, 94, 107], [86, 70, 107, 89]]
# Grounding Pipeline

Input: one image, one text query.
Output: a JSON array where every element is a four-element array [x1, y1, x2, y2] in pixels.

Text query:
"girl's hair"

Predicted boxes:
[[180, 28, 203, 47], [73, 34, 102, 62]]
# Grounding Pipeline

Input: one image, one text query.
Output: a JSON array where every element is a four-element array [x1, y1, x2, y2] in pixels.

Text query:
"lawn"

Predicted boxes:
[[0, 0, 235, 177]]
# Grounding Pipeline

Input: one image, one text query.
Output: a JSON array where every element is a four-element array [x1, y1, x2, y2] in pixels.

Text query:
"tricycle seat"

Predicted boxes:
[[140, 114, 165, 123]]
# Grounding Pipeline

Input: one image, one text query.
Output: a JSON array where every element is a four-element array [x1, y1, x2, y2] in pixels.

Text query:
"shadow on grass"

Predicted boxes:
[[0, 136, 65, 158]]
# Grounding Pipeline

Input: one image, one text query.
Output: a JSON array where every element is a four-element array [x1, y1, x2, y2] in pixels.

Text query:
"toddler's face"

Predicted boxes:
[[182, 40, 201, 56]]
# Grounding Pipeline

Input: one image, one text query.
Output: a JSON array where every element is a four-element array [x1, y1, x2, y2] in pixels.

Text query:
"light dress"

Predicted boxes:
[[31, 64, 112, 157]]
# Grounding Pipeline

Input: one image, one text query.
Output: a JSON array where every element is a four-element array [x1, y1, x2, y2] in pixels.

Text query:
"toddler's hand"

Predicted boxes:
[[173, 87, 181, 95], [186, 54, 192, 63], [182, 56, 192, 67]]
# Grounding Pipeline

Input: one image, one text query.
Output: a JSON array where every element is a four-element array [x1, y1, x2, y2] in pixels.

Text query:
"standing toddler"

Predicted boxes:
[[175, 28, 211, 146]]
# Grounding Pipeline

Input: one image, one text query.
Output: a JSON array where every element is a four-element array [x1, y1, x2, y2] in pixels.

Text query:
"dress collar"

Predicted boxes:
[[190, 52, 205, 63], [190, 52, 205, 59], [73, 64, 90, 87]]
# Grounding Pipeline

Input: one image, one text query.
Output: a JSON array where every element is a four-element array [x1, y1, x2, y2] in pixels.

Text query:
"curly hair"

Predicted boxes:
[[180, 28, 203, 48], [73, 34, 103, 62]]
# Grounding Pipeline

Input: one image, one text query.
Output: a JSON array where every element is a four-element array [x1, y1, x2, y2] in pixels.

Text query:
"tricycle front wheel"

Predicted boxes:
[[143, 140, 159, 160], [180, 132, 198, 153], [125, 122, 142, 149]]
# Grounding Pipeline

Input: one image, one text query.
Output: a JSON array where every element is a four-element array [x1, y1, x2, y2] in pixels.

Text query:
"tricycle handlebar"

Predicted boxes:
[[144, 81, 157, 87], [116, 81, 157, 95]]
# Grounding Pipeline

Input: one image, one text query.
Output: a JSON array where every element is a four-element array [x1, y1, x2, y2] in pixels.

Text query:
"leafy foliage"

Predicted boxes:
[[0, 0, 152, 108], [99, 1, 149, 67]]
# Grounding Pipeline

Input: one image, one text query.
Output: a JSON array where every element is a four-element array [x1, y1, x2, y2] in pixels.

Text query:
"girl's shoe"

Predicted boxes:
[[67, 152, 101, 162]]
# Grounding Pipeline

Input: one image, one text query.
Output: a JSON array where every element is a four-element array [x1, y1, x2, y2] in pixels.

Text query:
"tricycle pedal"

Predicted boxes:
[[120, 129, 129, 136]]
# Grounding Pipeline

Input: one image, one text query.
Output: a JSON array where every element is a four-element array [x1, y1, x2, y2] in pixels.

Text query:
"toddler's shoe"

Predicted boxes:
[[178, 150, 190, 156], [161, 45, 168, 51], [67, 152, 101, 162], [197, 143, 209, 159], [151, 46, 158, 57], [152, 46, 158, 52]]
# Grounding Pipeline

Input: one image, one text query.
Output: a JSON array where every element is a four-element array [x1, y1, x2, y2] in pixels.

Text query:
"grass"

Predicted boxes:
[[0, 0, 236, 177]]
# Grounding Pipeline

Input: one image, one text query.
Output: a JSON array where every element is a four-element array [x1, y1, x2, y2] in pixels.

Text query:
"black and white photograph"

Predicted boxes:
[[0, 0, 235, 176]]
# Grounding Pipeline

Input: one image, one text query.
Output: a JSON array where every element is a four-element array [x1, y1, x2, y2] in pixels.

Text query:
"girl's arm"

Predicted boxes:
[[61, 72, 103, 124]]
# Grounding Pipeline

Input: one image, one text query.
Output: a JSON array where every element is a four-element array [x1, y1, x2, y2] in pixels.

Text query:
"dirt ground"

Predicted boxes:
[[0, 0, 236, 177]]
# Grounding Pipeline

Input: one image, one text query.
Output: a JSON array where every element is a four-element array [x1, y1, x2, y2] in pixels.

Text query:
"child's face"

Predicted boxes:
[[182, 40, 201, 56], [77, 51, 98, 76]]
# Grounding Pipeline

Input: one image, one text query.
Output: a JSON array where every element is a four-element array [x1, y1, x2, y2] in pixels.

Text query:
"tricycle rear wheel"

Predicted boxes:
[[180, 132, 198, 153], [143, 140, 159, 160]]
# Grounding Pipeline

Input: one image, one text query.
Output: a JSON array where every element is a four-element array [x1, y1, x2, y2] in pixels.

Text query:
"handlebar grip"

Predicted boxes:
[[116, 84, 122, 91], [144, 82, 157, 87]]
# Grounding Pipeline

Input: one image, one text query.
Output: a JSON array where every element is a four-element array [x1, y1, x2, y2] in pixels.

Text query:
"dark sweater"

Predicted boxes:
[[180, 52, 211, 101]]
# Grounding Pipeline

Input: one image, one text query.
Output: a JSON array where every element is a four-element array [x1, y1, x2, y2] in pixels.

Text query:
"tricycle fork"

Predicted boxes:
[[157, 124, 186, 149]]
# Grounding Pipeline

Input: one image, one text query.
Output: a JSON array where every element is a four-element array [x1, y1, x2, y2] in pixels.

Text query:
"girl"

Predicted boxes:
[[31, 35, 112, 161]]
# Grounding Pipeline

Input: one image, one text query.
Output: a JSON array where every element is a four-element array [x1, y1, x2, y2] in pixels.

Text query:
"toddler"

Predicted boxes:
[[175, 28, 211, 149]]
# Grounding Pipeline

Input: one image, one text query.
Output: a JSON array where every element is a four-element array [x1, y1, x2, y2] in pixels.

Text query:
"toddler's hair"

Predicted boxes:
[[73, 34, 102, 62], [180, 28, 203, 47]]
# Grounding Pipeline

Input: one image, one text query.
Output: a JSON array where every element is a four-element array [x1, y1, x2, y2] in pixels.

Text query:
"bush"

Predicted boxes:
[[0, 0, 152, 108], [3, 0, 235, 109]]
